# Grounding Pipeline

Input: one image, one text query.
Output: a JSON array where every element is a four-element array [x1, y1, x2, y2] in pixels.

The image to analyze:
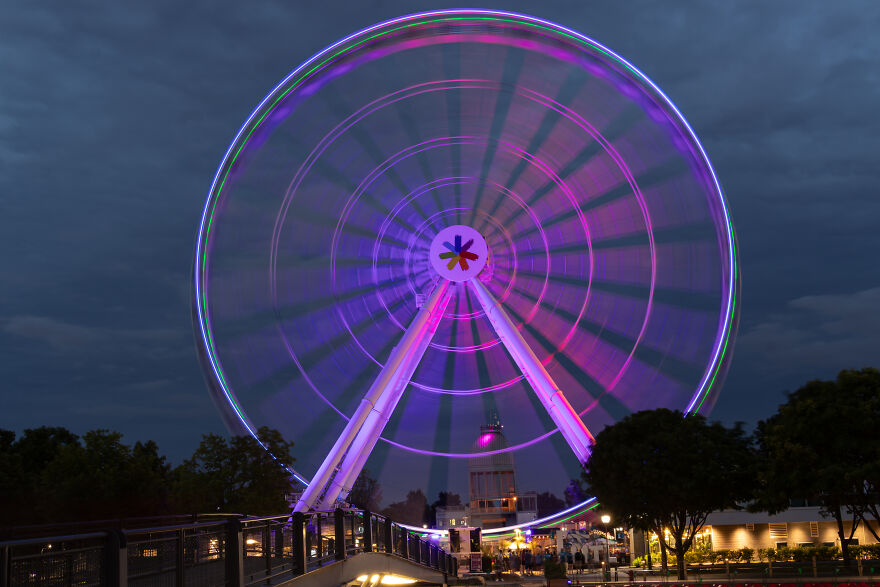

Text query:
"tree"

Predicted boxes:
[[0, 430, 26, 526], [429, 491, 462, 526], [755, 368, 880, 565], [583, 409, 755, 579], [171, 427, 295, 515], [564, 478, 589, 507], [347, 469, 383, 511], [381, 489, 429, 526], [38, 430, 171, 522], [11, 426, 80, 522], [0, 427, 172, 525], [536, 491, 565, 518]]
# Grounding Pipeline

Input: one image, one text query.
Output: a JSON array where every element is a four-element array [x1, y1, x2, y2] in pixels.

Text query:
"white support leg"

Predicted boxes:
[[293, 279, 452, 512], [468, 278, 593, 464], [320, 281, 453, 507]]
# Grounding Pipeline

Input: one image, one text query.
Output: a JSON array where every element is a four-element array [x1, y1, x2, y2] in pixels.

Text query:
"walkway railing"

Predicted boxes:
[[0, 509, 457, 586]]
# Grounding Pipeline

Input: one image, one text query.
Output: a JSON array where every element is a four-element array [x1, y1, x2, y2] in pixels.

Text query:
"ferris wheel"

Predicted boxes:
[[193, 9, 739, 527]]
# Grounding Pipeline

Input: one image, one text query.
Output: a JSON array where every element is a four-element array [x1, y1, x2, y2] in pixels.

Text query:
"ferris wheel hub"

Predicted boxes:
[[428, 224, 489, 282]]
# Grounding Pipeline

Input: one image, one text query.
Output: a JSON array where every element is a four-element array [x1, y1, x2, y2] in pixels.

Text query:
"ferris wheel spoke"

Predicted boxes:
[[499, 105, 644, 228], [468, 278, 593, 465], [515, 220, 716, 256], [507, 283, 705, 386], [394, 110, 438, 217], [467, 47, 526, 226], [293, 279, 452, 512], [440, 43, 464, 224], [513, 157, 691, 244], [478, 69, 587, 233], [322, 88, 430, 223], [512, 268, 719, 313], [463, 284, 501, 416]]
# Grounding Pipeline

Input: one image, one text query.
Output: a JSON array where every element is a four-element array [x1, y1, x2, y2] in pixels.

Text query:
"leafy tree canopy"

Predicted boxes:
[[381, 489, 429, 527], [583, 409, 755, 579], [173, 426, 295, 515], [755, 368, 880, 563], [347, 469, 383, 512], [0, 425, 296, 526]]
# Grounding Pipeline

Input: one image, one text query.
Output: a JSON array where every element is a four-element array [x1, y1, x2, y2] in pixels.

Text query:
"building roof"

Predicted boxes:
[[469, 421, 515, 471]]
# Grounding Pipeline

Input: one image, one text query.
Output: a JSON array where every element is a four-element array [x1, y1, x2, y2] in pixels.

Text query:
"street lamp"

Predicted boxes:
[[600, 515, 611, 576]]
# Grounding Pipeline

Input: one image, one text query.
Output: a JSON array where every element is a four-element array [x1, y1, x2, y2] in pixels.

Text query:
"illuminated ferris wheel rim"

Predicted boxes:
[[193, 9, 739, 500]]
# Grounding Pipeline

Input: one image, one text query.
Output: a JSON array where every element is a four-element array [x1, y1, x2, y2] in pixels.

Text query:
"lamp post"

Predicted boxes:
[[601, 515, 611, 580]]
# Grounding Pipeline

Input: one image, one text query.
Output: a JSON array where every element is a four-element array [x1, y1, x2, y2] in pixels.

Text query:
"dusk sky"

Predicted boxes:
[[2, 1, 878, 503]]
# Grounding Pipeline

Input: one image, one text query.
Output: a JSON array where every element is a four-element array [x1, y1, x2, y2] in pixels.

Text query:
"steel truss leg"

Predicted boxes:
[[468, 278, 593, 464], [293, 280, 452, 512]]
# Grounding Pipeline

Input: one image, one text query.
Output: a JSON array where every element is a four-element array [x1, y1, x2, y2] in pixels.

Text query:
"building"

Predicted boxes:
[[628, 506, 879, 559], [706, 506, 878, 550], [435, 504, 469, 530], [435, 415, 538, 530]]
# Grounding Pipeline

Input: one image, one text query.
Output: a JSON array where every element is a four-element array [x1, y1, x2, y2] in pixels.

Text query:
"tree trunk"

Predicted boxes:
[[675, 535, 687, 580], [862, 515, 880, 542], [659, 538, 668, 573], [833, 505, 851, 566]]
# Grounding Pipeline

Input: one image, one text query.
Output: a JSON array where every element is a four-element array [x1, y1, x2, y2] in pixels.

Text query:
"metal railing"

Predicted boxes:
[[0, 509, 457, 586]]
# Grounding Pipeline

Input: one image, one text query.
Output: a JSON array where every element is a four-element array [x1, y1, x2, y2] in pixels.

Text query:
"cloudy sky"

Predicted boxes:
[[2, 1, 878, 500]]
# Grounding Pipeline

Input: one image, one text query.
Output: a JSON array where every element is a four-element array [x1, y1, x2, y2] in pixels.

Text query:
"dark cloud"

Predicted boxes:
[[737, 287, 880, 375], [1, 2, 877, 492]]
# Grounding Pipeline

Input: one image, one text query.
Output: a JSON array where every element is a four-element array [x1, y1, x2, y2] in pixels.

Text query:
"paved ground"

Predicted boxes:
[[451, 566, 880, 586]]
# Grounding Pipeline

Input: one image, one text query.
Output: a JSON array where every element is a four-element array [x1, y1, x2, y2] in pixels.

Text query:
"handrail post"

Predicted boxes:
[[176, 528, 185, 586], [413, 535, 421, 564], [225, 518, 244, 587], [384, 519, 392, 554], [291, 513, 306, 576], [399, 526, 408, 559], [0, 545, 8, 587], [263, 522, 271, 581], [274, 525, 283, 563], [334, 509, 345, 561], [105, 529, 127, 587], [362, 510, 373, 553]]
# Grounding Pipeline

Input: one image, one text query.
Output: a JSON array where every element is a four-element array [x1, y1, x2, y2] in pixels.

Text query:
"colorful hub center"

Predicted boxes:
[[429, 224, 489, 282], [440, 234, 479, 270]]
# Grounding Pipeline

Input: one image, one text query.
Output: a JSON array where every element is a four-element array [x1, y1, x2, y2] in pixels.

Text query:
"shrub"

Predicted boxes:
[[481, 555, 493, 573], [815, 545, 839, 561], [849, 544, 880, 560], [760, 547, 777, 561], [544, 560, 567, 579], [685, 544, 714, 564], [713, 548, 732, 563], [775, 546, 791, 561], [739, 547, 754, 562]]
